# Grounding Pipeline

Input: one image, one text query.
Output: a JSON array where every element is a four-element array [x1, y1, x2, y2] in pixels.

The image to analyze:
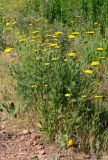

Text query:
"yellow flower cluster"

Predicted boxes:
[[83, 70, 93, 74], [65, 93, 72, 97], [91, 61, 100, 66], [4, 48, 13, 53], [67, 52, 76, 57]]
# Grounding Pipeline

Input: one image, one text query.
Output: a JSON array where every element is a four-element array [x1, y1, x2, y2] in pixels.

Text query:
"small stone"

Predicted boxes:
[[38, 149, 45, 155], [31, 141, 38, 146], [84, 154, 91, 159], [1, 125, 5, 129], [36, 144, 44, 150], [21, 129, 29, 135], [31, 133, 40, 140]]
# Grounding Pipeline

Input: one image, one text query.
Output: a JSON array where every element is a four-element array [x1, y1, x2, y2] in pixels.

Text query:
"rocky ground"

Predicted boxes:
[[1, 113, 108, 160], [0, 117, 87, 160]]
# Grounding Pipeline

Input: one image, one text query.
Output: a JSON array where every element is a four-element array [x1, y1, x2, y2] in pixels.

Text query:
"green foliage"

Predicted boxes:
[[1, 0, 108, 154], [8, 18, 108, 152]]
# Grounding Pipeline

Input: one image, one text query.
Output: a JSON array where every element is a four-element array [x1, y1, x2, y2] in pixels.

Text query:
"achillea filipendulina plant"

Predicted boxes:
[[1, 0, 108, 154]]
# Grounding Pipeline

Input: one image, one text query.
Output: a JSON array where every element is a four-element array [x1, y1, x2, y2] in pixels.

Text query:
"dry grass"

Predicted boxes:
[[0, 52, 40, 134], [0, 53, 15, 103]]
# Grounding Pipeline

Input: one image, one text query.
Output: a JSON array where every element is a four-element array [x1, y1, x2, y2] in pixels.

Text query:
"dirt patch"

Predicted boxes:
[[0, 113, 108, 160]]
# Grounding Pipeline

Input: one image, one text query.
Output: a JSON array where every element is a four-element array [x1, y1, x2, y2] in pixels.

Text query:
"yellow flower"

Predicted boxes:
[[68, 35, 76, 39], [99, 56, 105, 59], [32, 30, 39, 34], [67, 52, 76, 57], [10, 59, 14, 62], [48, 43, 58, 47], [54, 45, 61, 49], [29, 23, 33, 26], [83, 70, 93, 74], [94, 95, 103, 99], [71, 32, 80, 35], [96, 48, 104, 51], [67, 138, 74, 147], [53, 38, 58, 41], [54, 31, 63, 35], [81, 95, 87, 98], [29, 39, 36, 42], [6, 22, 10, 26], [44, 35, 52, 38], [4, 48, 13, 53], [31, 85, 36, 88], [45, 84, 48, 87], [85, 31, 95, 35], [36, 57, 41, 60], [12, 21, 17, 25], [94, 22, 98, 25], [2, 16, 6, 19], [52, 35, 58, 38], [19, 39, 26, 42], [65, 93, 72, 97], [51, 58, 59, 61], [5, 28, 13, 31], [44, 63, 50, 66], [64, 59, 68, 62], [35, 18, 42, 22], [91, 61, 100, 66]]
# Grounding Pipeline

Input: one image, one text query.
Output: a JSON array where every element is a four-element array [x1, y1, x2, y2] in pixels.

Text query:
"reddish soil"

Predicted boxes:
[[0, 110, 108, 160]]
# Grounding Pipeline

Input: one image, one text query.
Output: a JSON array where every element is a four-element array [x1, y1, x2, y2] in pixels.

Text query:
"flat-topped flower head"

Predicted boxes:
[[32, 30, 39, 34], [67, 138, 74, 147], [48, 43, 58, 47], [68, 35, 76, 39], [64, 59, 68, 62], [96, 48, 104, 51], [91, 61, 100, 66], [29, 39, 36, 42], [81, 95, 87, 98], [85, 31, 95, 35], [44, 63, 50, 66], [54, 31, 63, 35], [12, 21, 17, 25], [52, 35, 58, 38], [5, 28, 13, 31], [67, 52, 76, 57], [99, 56, 105, 59], [10, 59, 14, 62], [83, 70, 93, 74], [65, 93, 72, 97], [94, 95, 103, 99], [4, 48, 13, 53], [54, 45, 61, 49], [71, 32, 80, 35], [19, 38, 26, 42], [2, 16, 6, 19], [51, 58, 59, 61], [6, 22, 10, 26]]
